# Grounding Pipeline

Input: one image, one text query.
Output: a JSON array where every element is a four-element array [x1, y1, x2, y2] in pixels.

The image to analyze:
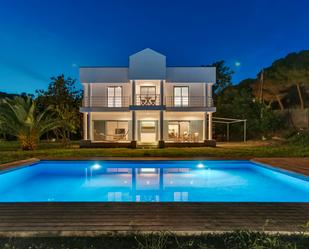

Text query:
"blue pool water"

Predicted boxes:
[[0, 160, 308, 202]]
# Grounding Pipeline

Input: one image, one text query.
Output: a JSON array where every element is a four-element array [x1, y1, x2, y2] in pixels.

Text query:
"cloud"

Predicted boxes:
[[0, 55, 49, 82]]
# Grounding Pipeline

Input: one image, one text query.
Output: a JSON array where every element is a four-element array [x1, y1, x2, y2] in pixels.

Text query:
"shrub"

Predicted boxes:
[[288, 129, 309, 146]]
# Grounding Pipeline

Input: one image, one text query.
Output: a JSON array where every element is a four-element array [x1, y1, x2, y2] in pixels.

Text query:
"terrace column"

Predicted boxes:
[[132, 80, 136, 105], [208, 112, 213, 140], [203, 112, 208, 141], [159, 110, 164, 148], [131, 111, 137, 148], [204, 84, 207, 107], [88, 83, 92, 107], [87, 112, 93, 141], [83, 113, 88, 140], [207, 84, 213, 107], [160, 80, 164, 106]]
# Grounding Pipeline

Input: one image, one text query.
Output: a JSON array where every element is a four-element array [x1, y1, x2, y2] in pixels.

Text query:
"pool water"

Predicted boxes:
[[0, 160, 308, 202]]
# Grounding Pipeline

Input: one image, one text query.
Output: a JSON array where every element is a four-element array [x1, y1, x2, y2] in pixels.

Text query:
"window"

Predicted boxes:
[[168, 121, 190, 141], [107, 86, 122, 107], [140, 86, 156, 96], [106, 121, 128, 136], [139, 86, 157, 106], [174, 86, 189, 107]]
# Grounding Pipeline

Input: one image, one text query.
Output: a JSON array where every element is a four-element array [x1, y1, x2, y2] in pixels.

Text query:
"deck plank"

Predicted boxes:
[[253, 158, 309, 176], [0, 203, 308, 236]]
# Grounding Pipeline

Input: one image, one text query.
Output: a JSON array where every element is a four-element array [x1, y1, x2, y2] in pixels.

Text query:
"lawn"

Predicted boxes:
[[0, 140, 308, 165], [0, 231, 308, 249]]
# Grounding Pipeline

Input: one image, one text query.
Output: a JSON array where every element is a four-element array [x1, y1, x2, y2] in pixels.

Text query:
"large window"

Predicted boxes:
[[174, 86, 189, 107], [139, 86, 157, 106], [168, 121, 190, 141], [107, 86, 122, 107]]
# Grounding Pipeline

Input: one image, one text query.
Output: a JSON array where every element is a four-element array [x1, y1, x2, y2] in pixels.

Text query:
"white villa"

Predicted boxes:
[[80, 48, 216, 148]]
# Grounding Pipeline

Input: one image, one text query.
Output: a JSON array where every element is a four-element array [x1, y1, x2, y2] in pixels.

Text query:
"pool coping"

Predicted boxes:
[[1, 157, 309, 177], [0, 157, 308, 236]]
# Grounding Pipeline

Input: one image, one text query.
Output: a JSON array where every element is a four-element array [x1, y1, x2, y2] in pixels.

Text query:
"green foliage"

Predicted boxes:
[[135, 232, 168, 249], [224, 231, 298, 249], [0, 97, 61, 150], [215, 86, 282, 140], [288, 130, 309, 146], [253, 50, 309, 109], [206, 60, 234, 94], [36, 75, 82, 142], [0, 232, 307, 249], [1, 140, 309, 165]]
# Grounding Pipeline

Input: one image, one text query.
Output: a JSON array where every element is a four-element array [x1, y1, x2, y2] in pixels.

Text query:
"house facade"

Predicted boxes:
[[80, 48, 216, 148]]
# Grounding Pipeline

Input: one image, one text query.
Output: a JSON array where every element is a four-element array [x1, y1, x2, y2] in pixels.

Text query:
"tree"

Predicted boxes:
[[36, 75, 82, 142], [216, 86, 281, 139], [251, 74, 287, 110], [0, 96, 61, 150], [270, 51, 309, 109], [206, 60, 234, 95]]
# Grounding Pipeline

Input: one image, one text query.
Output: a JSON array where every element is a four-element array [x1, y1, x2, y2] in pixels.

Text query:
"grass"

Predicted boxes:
[[0, 140, 309, 165], [0, 231, 308, 249]]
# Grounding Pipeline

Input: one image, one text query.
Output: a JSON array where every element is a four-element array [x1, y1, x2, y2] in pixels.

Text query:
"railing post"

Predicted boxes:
[[88, 83, 92, 107], [160, 80, 164, 106], [204, 84, 207, 107], [132, 80, 136, 106], [207, 84, 212, 107]]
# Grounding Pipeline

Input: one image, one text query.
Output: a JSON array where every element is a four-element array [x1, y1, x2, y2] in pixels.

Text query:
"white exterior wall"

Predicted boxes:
[[80, 49, 216, 142], [129, 49, 166, 79]]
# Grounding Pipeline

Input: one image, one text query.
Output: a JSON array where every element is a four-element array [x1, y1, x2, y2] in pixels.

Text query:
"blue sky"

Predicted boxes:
[[0, 0, 309, 94]]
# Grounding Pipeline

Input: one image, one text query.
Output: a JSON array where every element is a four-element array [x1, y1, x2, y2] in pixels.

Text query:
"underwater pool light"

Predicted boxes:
[[197, 163, 205, 169], [92, 163, 101, 170]]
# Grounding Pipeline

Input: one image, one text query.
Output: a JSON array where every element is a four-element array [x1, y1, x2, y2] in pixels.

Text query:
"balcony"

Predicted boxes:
[[134, 94, 161, 106], [82, 96, 214, 110], [83, 96, 130, 108], [165, 96, 214, 108]]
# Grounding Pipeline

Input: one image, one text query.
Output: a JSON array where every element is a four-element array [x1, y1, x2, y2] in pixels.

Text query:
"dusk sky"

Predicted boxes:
[[0, 0, 309, 94]]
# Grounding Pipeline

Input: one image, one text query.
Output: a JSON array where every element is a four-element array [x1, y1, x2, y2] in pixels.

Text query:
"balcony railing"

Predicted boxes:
[[83, 96, 130, 108], [83, 96, 214, 108], [135, 94, 161, 106], [165, 96, 214, 108]]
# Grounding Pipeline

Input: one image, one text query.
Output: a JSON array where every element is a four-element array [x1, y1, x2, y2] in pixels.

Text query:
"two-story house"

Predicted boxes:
[[80, 48, 216, 148]]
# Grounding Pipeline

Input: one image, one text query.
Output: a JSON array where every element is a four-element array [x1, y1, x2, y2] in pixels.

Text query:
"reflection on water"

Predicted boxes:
[[0, 161, 308, 202], [82, 166, 246, 202]]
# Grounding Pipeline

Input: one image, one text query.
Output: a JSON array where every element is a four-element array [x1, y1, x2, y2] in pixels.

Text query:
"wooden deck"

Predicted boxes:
[[253, 157, 309, 176], [0, 157, 308, 236], [0, 202, 308, 236]]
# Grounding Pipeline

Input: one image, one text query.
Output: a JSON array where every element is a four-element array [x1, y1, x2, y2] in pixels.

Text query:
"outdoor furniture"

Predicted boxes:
[[96, 129, 129, 141], [150, 96, 157, 105], [140, 95, 157, 106], [113, 129, 129, 141]]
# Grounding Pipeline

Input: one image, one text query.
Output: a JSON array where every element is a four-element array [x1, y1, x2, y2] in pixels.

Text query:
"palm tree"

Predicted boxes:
[[0, 96, 61, 150]]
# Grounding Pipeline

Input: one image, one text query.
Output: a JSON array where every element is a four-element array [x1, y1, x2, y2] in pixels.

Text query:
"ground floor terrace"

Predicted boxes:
[[81, 111, 215, 148]]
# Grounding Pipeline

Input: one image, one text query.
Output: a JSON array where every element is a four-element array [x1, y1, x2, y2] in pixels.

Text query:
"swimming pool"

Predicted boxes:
[[0, 160, 308, 202]]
